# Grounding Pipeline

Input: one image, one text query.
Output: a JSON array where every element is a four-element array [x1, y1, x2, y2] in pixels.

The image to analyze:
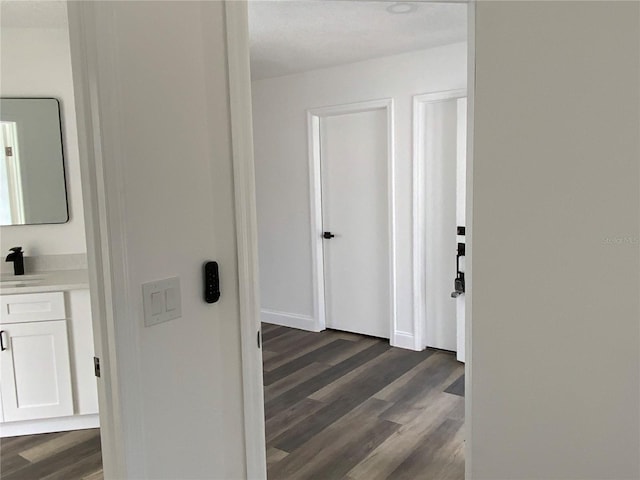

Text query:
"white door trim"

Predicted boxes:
[[224, 2, 268, 478], [67, 3, 135, 477], [465, 3, 476, 478], [412, 88, 467, 351], [307, 99, 398, 344]]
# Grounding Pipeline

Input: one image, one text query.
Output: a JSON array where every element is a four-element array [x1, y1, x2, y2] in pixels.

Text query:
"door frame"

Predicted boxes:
[[67, 3, 130, 476], [412, 88, 467, 351], [224, 3, 268, 477], [306, 99, 398, 344]]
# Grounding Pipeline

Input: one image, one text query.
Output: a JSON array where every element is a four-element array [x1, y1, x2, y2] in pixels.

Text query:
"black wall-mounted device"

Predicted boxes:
[[204, 261, 220, 304]]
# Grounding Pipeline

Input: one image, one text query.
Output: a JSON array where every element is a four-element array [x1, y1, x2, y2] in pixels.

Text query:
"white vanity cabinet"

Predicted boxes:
[[0, 292, 73, 422], [0, 287, 98, 435]]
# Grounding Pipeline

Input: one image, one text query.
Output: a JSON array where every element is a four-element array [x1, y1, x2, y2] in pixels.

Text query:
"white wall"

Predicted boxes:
[[470, 2, 640, 478], [252, 43, 467, 344], [69, 2, 248, 478], [0, 27, 86, 255]]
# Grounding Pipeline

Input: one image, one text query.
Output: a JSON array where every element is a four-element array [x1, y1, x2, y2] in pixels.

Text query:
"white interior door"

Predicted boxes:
[[424, 99, 458, 351], [320, 108, 390, 339]]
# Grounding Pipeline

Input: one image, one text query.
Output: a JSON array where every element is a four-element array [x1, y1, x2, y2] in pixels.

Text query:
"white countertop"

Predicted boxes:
[[0, 270, 90, 295]]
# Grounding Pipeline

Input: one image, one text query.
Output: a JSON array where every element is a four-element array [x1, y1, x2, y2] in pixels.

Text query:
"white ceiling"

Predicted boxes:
[[249, 1, 467, 80], [0, 0, 68, 29], [0, 1, 466, 80]]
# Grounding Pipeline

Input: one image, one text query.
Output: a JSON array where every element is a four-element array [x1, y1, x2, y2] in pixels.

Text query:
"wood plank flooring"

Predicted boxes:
[[0, 325, 464, 479], [0, 429, 103, 480], [262, 323, 465, 480]]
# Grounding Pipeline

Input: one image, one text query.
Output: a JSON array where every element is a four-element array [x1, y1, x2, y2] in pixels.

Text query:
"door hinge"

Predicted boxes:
[[5, 146, 12, 157], [257, 330, 261, 349], [94, 357, 101, 378]]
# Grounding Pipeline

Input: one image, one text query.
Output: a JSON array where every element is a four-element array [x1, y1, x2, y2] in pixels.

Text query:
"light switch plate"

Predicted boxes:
[[142, 277, 181, 327]]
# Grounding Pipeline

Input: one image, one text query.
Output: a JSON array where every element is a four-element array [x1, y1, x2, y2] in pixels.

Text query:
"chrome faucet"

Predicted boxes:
[[6, 247, 24, 276]]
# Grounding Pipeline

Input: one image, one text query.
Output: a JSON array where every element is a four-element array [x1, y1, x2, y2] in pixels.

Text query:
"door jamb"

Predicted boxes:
[[224, 2, 268, 478], [412, 88, 467, 352], [306, 99, 397, 343], [465, 3, 476, 478], [67, 3, 130, 477]]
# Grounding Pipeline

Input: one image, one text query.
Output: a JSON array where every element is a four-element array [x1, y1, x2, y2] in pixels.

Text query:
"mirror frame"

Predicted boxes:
[[0, 96, 70, 226]]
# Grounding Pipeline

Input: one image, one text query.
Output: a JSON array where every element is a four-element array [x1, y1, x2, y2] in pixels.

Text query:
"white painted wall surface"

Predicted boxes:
[[470, 2, 640, 478], [252, 43, 467, 343], [0, 27, 86, 255], [69, 2, 247, 478]]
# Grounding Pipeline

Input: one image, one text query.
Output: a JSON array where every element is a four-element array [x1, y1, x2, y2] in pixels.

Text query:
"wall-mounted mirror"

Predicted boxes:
[[0, 98, 69, 226]]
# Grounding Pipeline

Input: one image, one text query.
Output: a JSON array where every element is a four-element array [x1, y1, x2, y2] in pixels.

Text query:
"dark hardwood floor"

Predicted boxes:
[[0, 428, 103, 480], [262, 323, 465, 480], [0, 325, 463, 479]]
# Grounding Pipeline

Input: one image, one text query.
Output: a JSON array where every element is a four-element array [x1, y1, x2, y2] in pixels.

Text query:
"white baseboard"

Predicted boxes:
[[262, 311, 422, 351], [392, 330, 421, 351], [261, 308, 319, 332], [0, 413, 100, 438]]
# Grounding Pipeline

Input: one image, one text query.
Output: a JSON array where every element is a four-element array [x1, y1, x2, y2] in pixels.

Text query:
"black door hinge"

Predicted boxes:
[[257, 330, 261, 349], [94, 357, 101, 378]]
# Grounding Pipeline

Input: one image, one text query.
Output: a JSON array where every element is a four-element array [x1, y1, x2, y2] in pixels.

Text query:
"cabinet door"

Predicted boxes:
[[0, 320, 73, 422]]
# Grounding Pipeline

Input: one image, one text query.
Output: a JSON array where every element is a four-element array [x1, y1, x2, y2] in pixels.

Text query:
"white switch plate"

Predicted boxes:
[[142, 277, 181, 327]]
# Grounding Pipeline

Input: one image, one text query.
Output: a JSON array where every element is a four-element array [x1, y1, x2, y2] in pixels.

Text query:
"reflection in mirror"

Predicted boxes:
[[0, 98, 69, 226]]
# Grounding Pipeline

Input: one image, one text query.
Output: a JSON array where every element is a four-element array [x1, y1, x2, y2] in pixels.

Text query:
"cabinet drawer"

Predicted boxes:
[[0, 292, 66, 323]]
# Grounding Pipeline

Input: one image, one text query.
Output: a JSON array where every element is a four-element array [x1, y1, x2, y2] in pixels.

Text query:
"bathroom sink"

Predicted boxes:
[[0, 274, 47, 287]]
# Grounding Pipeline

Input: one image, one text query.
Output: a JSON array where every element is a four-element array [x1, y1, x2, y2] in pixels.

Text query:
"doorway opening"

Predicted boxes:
[[413, 90, 468, 361], [0, 3, 103, 478], [307, 99, 395, 339], [249, 0, 469, 477]]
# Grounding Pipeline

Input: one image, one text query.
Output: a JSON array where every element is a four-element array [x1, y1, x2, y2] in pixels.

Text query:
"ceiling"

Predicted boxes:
[[0, 1, 68, 28], [1, 1, 466, 80], [249, 1, 467, 80]]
